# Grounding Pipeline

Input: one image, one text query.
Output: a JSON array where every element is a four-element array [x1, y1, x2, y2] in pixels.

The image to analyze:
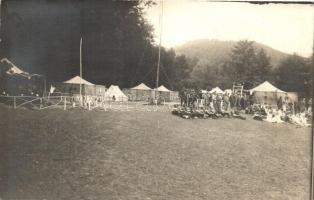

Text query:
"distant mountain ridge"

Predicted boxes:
[[174, 39, 291, 68]]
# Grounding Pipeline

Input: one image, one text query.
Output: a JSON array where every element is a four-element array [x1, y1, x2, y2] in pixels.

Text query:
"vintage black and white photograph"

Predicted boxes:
[[0, 0, 313, 199]]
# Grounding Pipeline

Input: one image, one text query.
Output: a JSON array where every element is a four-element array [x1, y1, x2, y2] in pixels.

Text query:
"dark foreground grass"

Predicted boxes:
[[0, 105, 312, 200]]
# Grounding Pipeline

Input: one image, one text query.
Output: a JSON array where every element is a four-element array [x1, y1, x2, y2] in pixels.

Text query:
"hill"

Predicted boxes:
[[174, 39, 290, 68]]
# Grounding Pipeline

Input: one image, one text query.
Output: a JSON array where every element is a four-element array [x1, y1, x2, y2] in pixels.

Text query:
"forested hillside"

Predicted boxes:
[[175, 39, 290, 68]]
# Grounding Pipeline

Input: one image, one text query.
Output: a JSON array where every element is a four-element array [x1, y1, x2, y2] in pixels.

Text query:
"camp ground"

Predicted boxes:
[[0, 35, 312, 200], [0, 1, 313, 200], [0, 63, 312, 199]]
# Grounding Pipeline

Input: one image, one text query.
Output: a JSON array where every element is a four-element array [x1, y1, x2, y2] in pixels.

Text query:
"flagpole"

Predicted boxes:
[[79, 37, 82, 100], [0, 0, 2, 45], [155, 0, 163, 100]]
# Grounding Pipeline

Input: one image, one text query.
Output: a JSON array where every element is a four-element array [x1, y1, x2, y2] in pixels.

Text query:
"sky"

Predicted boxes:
[[144, 1, 314, 57]]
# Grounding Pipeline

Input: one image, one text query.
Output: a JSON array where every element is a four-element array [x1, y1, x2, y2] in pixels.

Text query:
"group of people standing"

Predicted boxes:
[[277, 96, 312, 115], [174, 91, 248, 119], [201, 92, 250, 113]]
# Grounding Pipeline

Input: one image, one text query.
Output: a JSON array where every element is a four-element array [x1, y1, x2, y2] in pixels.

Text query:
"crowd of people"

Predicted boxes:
[[173, 91, 247, 120], [173, 90, 312, 127], [250, 97, 312, 127]]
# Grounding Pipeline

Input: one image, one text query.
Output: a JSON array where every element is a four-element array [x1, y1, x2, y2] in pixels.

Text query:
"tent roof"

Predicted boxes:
[[250, 81, 286, 93], [7, 65, 24, 74], [1, 58, 43, 78], [210, 87, 224, 94], [64, 76, 94, 85], [1, 58, 25, 74], [131, 83, 151, 90], [157, 85, 171, 92]]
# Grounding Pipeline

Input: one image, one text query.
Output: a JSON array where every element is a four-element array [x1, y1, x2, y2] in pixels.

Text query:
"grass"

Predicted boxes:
[[0, 104, 312, 200]]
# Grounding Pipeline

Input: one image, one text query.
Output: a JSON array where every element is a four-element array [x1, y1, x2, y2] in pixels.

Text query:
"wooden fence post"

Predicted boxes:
[[187, 95, 189, 107], [64, 96, 66, 110], [40, 98, 43, 109], [13, 96, 16, 109]]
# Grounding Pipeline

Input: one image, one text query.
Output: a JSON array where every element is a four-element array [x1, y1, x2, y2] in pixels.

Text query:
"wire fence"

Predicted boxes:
[[0, 95, 179, 112]]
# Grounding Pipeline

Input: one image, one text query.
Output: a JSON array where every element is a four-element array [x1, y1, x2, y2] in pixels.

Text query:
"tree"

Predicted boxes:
[[80, 0, 155, 87], [0, 0, 156, 87], [253, 48, 272, 83], [173, 55, 196, 89], [228, 40, 256, 84], [274, 54, 312, 98], [224, 40, 272, 89]]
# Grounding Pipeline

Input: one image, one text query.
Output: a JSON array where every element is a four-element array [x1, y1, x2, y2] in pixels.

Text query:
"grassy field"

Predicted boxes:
[[0, 104, 312, 200]]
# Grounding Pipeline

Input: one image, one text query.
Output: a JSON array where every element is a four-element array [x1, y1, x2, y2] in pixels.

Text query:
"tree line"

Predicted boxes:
[[184, 40, 312, 98]]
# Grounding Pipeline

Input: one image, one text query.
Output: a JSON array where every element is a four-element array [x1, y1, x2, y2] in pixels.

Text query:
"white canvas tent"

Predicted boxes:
[[1, 58, 43, 78], [105, 85, 128, 101], [155, 85, 179, 102], [64, 76, 94, 86], [5, 63, 24, 75], [209, 87, 224, 94], [123, 83, 152, 101], [57, 76, 106, 96], [150, 85, 172, 102], [157, 85, 171, 92], [250, 81, 287, 105], [0, 58, 46, 96], [2, 58, 28, 77], [250, 81, 285, 94], [132, 83, 151, 90]]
